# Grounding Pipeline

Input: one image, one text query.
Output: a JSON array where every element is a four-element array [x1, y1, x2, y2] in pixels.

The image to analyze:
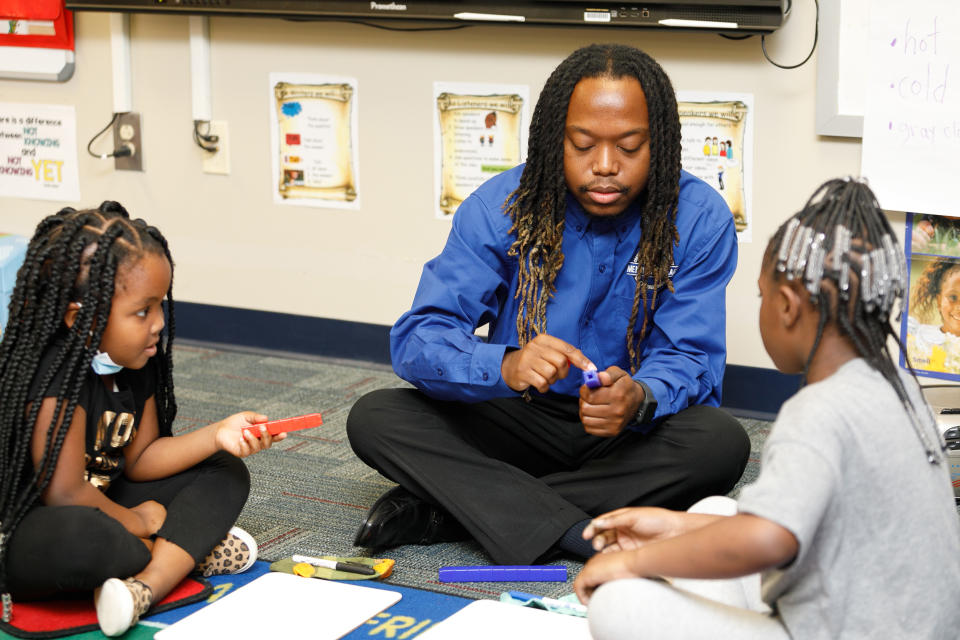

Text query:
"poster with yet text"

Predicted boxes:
[[861, 0, 957, 216], [0, 103, 79, 202], [433, 82, 529, 219], [269, 73, 359, 209], [677, 92, 753, 243]]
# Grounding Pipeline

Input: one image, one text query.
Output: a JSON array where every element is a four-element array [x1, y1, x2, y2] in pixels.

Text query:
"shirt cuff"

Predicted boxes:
[[470, 341, 514, 394]]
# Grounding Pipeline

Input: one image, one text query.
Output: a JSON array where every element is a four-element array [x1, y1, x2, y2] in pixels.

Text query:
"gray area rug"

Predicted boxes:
[[171, 341, 771, 600]]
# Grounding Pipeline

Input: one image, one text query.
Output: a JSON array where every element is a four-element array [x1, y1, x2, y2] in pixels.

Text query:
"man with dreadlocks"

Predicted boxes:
[[347, 44, 749, 565]]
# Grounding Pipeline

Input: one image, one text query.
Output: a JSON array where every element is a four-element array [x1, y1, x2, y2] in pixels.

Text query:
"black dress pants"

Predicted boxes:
[[7, 450, 249, 600], [347, 388, 750, 565]]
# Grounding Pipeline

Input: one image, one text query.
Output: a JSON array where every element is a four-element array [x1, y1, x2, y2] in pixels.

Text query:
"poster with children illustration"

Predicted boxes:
[[269, 73, 359, 209], [677, 92, 753, 243], [433, 82, 529, 219], [902, 213, 960, 380]]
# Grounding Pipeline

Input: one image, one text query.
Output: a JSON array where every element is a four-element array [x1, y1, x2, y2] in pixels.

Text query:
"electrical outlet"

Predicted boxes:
[[112, 112, 142, 171], [202, 120, 230, 175]]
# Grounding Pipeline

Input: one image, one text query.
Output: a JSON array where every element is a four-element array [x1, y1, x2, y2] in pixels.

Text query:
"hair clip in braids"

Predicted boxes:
[[872, 247, 896, 315], [805, 233, 827, 296], [860, 252, 876, 312], [783, 223, 809, 279], [776, 218, 800, 273], [882, 234, 905, 297], [833, 225, 852, 298], [791, 226, 815, 283]]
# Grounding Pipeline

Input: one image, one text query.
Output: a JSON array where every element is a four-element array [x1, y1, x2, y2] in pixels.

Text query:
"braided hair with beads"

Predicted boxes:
[[766, 177, 941, 464], [0, 202, 177, 615], [504, 43, 681, 374]]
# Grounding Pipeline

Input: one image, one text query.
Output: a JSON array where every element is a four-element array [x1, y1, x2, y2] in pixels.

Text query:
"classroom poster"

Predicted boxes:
[[677, 92, 754, 243], [433, 82, 529, 219], [268, 73, 359, 209], [861, 0, 959, 216], [0, 102, 80, 202], [901, 212, 960, 381]]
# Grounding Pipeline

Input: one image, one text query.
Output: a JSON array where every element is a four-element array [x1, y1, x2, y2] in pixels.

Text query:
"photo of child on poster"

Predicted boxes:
[[902, 213, 960, 380]]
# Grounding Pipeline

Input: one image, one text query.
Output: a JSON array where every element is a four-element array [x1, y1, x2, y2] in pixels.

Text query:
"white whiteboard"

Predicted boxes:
[[416, 600, 591, 640], [155, 572, 401, 640], [860, 0, 958, 216]]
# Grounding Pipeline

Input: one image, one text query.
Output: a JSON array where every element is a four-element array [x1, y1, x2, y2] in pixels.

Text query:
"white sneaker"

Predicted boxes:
[[94, 577, 152, 637]]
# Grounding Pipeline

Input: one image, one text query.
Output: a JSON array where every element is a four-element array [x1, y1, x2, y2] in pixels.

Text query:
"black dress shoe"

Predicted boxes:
[[353, 486, 468, 548]]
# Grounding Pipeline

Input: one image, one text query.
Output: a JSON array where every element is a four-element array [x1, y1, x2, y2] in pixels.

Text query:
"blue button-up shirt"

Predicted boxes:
[[391, 164, 737, 424]]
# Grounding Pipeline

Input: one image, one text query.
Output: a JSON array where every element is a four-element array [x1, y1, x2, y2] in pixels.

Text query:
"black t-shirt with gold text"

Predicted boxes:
[[28, 334, 157, 491]]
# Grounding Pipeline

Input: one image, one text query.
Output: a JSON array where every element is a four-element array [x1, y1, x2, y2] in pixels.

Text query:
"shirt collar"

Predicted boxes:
[[565, 191, 643, 242]]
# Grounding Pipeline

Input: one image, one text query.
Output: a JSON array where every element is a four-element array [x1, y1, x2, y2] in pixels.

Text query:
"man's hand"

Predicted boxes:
[[501, 334, 594, 393], [579, 366, 644, 437]]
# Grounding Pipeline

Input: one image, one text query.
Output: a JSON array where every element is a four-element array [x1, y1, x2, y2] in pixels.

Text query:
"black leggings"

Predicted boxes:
[[348, 389, 750, 565], [6, 451, 250, 600]]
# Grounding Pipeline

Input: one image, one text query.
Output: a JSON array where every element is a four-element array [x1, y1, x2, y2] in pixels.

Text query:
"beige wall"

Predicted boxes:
[[0, 4, 884, 369]]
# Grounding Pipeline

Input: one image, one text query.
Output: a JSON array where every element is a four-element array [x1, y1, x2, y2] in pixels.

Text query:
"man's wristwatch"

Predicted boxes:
[[634, 380, 658, 424]]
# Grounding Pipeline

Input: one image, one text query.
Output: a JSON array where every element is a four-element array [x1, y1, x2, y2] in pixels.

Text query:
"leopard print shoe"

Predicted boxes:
[[95, 577, 153, 637], [196, 526, 258, 577]]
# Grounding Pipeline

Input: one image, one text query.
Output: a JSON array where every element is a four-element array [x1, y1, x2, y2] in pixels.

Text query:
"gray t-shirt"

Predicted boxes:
[[738, 358, 960, 639]]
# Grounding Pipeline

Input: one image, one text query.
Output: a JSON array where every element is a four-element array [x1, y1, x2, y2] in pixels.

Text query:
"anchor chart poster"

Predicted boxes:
[[433, 82, 529, 219], [269, 73, 359, 209], [677, 91, 754, 243]]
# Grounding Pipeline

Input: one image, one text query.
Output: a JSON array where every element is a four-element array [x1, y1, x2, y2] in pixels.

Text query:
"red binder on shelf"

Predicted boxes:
[[0, 0, 75, 81]]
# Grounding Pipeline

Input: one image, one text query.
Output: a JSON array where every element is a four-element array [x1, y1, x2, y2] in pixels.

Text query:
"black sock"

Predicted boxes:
[[557, 518, 596, 559]]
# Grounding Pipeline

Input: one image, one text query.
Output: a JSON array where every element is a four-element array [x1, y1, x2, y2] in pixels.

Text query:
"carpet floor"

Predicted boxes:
[[170, 341, 772, 601]]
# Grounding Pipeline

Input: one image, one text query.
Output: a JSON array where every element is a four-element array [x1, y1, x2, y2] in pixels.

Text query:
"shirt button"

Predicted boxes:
[[576, 224, 583, 232], [437, 368, 443, 376], [482, 372, 489, 381], [599, 264, 606, 273]]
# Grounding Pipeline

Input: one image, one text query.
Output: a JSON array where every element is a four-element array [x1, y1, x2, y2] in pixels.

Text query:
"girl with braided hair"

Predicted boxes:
[[348, 44, 748, 566], [0, 203, 284, 636], [575, 178, 960, 639]]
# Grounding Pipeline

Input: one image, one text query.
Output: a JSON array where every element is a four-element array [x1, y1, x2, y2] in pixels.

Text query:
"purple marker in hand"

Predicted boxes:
[[582, 368, 601, 389]]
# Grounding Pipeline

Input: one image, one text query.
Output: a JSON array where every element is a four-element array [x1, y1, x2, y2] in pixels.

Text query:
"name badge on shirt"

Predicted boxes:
[[626, 253, 678, 286]]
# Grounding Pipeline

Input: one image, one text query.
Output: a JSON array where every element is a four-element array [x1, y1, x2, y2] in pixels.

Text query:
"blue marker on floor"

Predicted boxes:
[[439, 565, 567, 582]]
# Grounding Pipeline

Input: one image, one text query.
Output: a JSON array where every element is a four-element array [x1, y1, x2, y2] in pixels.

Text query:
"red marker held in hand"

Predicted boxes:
[[243, 413, 323, 438]]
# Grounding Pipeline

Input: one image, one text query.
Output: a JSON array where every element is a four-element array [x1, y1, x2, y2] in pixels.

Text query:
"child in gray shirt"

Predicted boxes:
[[573, 178, 960, 639]]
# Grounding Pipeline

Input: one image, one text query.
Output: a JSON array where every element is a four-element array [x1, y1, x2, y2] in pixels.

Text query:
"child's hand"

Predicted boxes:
[[130, 500, 166, 538], [215, 411, 287, 458], [573, 548, 643, 604], [583, 506, 683, 553]]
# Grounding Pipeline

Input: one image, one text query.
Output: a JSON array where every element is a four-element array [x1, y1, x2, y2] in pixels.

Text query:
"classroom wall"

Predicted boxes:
[[0, 3, 887, 370]]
